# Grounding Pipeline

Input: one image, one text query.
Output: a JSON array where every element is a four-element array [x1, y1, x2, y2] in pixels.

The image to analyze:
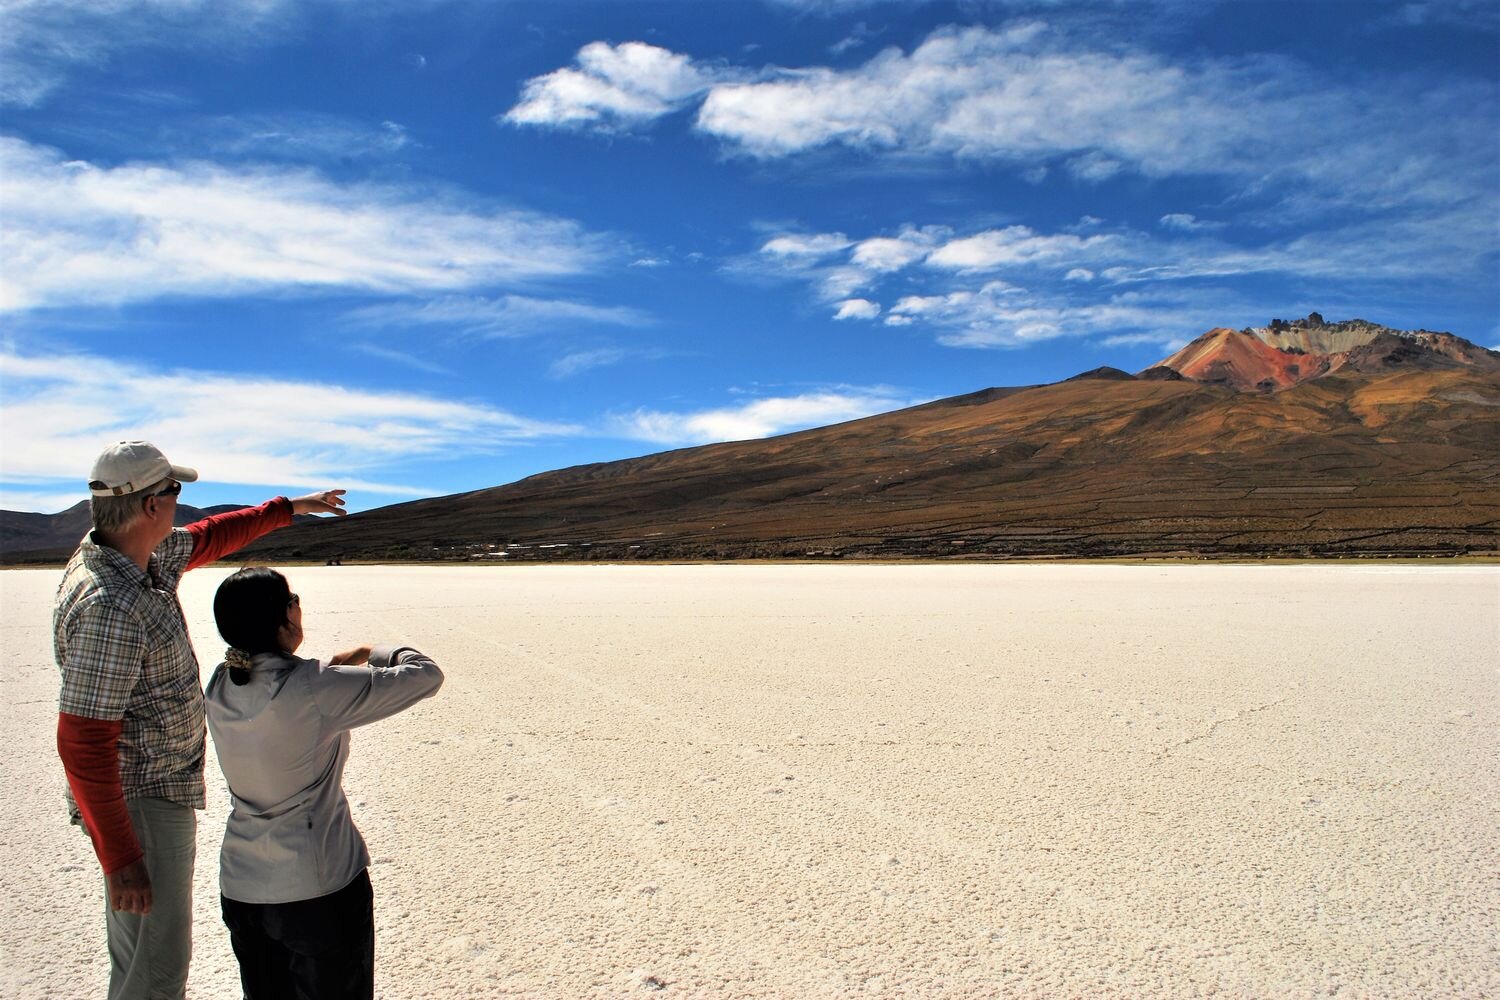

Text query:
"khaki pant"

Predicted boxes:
[[104, 798, 196, 1000]]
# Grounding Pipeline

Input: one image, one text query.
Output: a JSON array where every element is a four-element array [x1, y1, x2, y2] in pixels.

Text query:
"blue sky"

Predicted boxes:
[[2, 0, 1496, 514]]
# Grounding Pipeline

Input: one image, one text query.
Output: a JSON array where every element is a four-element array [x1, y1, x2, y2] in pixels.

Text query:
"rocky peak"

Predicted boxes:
[[1267, 312, 1325, 332], [1151, 314, 1499, 393]]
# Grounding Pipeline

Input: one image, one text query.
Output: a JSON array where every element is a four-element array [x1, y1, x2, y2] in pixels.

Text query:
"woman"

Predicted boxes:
[[205, 567, 443, 1000]]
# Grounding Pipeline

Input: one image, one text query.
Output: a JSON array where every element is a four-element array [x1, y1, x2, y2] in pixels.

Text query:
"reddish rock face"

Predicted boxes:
[[1151, 318, 1500, 392], [1156, 328, 1319, 392]]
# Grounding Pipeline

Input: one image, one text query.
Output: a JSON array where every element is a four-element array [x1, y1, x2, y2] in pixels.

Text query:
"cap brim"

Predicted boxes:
[[170, 464, 199, 483]]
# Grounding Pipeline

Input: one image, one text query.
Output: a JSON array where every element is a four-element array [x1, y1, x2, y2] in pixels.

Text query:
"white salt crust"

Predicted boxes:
[[2, 564, 1496, 998]]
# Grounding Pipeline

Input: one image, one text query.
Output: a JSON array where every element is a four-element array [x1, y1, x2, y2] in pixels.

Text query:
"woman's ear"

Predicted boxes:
[[277, 618, 304, 654]]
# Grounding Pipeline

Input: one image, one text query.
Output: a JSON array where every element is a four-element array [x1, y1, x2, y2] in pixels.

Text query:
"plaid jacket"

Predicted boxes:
[[54, 528, 207, 809]]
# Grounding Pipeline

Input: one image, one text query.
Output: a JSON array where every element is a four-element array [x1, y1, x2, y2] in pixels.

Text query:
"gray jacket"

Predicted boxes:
[[204, 645, 444, 904]]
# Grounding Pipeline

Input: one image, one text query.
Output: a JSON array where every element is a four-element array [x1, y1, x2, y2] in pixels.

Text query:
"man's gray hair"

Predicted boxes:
[[90, 478, 169, 534]]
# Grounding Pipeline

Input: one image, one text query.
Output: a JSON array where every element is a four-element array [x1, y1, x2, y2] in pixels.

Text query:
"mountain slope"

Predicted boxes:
[[8, 317, 1497, 563], [0, 502, 309, 563], [232, 358, 1498, 562]]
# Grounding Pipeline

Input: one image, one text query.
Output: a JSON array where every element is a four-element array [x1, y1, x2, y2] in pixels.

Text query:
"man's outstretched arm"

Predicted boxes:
[[185, 490, 347, 570]]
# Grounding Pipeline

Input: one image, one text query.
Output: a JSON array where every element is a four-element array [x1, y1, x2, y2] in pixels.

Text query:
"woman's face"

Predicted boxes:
[[278, 591, 304, 654]]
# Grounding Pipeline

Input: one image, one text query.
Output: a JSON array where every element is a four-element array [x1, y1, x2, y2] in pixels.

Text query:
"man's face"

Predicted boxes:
[[141, 479, 181, 541]]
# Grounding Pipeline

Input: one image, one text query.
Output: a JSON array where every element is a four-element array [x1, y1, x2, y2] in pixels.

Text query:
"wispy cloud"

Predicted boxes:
[[0, 348, 581, 502], [345, 294, 652, 338], [751, 205, 1497, 346], [760, 232, 852, 258], [925, 226, 1114, 272], [1, 0, 281, 106], [178, 113, 416, 162], [506, 23, 1496, 221], [828, 21, 881, 56], [1159, 213, 1221, 232], [550, 348, 634, 378], [0, 137, 616, 312], [887, 284, 1169, 348], [0, 0, 456, 107], [608, 386, 916, 446], [1382, 1, 1500, 32], [693, 21, 1479, 211], [350, 343, 456, 376]]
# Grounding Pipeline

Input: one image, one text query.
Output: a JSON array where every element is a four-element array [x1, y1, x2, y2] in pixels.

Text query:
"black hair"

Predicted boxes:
[[214, 567, 293, 685]]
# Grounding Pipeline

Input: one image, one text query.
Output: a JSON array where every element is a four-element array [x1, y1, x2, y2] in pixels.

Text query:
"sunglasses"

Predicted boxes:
[[287, 593, 301, 608], [146, 479, 183, 499]]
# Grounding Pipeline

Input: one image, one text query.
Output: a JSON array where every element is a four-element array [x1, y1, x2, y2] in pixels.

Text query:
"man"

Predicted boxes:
[[53, 440, 347, 1000]]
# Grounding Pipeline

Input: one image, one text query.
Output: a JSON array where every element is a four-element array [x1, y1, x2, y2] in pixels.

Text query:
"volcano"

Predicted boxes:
[[1155, 314, 1498, 392], [7, 315, 1498, 563]]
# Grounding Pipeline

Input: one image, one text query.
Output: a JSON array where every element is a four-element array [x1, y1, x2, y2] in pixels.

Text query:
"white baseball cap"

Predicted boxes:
[[88, 441, 199, 497]]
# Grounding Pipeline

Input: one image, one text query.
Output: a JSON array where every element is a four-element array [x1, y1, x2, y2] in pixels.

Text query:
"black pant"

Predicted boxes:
[[221, 869, 374, 1000]]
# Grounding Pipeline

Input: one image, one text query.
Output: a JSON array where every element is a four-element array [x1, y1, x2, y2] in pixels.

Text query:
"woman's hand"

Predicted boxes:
[[328, 645, 373, 666], [289, 490, 348, 516]]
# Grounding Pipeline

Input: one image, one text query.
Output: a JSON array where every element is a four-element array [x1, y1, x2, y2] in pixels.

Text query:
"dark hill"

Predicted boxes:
[[1, 502, 312, 564], [233, 357, 1499, 563]]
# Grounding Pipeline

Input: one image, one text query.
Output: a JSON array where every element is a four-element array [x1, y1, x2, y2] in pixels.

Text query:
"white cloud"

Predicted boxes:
[[834, 298, 880, 320], [926, 226, 1112, 271], [504, 41, 722, 130], [816, 265, 875, 301], [0, 348, 580, 502], [699, 23, 1237, 163], [610, 388, 913, 446], [757, 203, 1496, 341], [685, 24, 1494, 220], [497, 23, 1494, 232], [887, 283, 1187, 348], [0, 137, 614, 312], [761, 232, 852, 257], [345, 294, 651, 338], [1159, 213, 1222, 231], [850, 228, 944, 271], [1065, 151, 1123, 182], [750, 231, 882, 306]]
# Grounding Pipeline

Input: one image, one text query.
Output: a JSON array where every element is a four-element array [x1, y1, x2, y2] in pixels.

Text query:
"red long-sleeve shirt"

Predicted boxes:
[[56, 498, 294, 873]]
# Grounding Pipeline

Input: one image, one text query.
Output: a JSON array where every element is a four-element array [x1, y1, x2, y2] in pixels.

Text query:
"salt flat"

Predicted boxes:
[[2, 564, 1496, 998]]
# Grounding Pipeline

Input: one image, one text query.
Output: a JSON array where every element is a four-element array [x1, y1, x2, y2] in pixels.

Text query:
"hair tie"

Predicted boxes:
[[225, 647, 254, 672]]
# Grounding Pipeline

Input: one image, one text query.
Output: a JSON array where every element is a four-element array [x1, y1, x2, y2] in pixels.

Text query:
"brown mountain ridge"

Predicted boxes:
[[6, 315, 1498, 562]]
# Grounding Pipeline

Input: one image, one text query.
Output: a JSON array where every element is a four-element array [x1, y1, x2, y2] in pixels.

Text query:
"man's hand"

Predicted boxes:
[[289, 490, 348, 516], [328, 645, 374, 666], [107, 858, 153, 915]]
